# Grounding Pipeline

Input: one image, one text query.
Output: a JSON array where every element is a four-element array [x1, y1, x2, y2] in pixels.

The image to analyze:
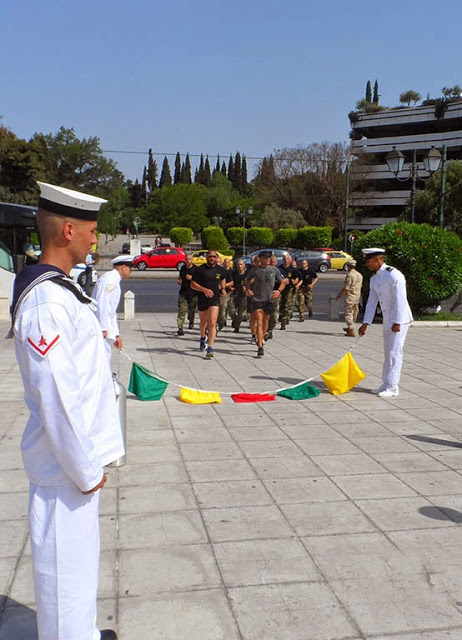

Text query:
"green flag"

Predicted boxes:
[[276, 380, 320, 401], [128, 362, 168, 401]]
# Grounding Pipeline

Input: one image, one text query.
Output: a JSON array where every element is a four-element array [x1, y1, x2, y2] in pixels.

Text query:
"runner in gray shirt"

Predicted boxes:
[[245, 251, 286, 357]]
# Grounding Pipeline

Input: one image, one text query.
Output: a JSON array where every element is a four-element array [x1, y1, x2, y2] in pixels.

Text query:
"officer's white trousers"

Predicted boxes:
[[381, 323, 410, 392], [29, 483, 101, 640]]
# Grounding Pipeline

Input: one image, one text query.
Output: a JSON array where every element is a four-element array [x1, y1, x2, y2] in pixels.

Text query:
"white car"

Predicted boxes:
[[70, 263, 98, 287], [141, 243, 153, 254]]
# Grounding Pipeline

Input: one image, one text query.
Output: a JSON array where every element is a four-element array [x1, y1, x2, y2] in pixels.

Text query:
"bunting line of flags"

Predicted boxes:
[[127, 348, 366, 404]]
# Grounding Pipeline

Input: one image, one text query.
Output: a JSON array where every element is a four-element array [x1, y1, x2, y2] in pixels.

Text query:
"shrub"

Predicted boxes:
[[274, 228, 298, 247], [246, 227, 274, 248], [226, 227, 244, 246], [353, 222, 462, 313], [169, 227, 193, 246], [296, 226, 333, 249], [201, 226, 230, 253]]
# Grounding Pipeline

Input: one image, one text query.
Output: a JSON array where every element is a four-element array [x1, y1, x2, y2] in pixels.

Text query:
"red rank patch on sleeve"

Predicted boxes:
[[27, 334, 60, 357]]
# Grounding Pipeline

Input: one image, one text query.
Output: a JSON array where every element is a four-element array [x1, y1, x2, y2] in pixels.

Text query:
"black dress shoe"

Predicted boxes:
[[100, 630, 118, 640]]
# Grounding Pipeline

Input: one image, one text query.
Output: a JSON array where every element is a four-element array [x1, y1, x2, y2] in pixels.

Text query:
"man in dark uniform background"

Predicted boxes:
[[176, 253, 197, 336], [296, 258, 318, 321], [278, 253, 300, 329]]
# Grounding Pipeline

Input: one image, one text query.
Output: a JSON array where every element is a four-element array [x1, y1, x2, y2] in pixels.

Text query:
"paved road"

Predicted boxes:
[[119, 273, 345, 314]]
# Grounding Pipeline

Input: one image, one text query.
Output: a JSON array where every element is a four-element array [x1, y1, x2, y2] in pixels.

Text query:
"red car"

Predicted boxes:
[[134, 247, 186, 271]]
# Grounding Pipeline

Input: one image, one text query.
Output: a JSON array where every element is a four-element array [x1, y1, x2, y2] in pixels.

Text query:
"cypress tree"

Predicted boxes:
[[147, 148, 158, 193], [174, 152, 182, 184], [241, 155, 248, 194], [365, 80, 372, 102], [195, 153, 205, 184], [181, 153, 192, 184], [204, 156, 212, 187], [159, 156, 172, 187], [233, 152, 242, 192], [227, 155, 234, 184], [142, 166, 147, 202], [373, 80, 379, 104], [221, 161, 227, 177]]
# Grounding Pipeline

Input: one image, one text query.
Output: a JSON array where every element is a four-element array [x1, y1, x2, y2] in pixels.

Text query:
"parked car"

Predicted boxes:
[[242, 248, 291, 267], [134, 247, 186, 270], [70, 263, 98, 287], [191, 250, 233, 266], [291, 250, 331, 273], [121, 242, 130, 254], [140, 243, 153, 254], [324, 250, 353, 271]]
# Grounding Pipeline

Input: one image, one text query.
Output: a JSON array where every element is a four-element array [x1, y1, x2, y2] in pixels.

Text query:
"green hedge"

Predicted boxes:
[[201, 226, 230, 253], [226, 227, 244, 246], [274, 228, 298, 247], [169, 227, 193, 246], [296, 226, 333, 249], [354, 222, 462, 313], [246, 227, 274, 247]]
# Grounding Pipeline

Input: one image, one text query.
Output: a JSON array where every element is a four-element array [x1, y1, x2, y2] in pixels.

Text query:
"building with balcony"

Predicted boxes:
[[348, 100, 462, 224]]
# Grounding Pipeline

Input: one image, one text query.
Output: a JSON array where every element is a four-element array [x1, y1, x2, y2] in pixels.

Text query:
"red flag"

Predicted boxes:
[[231, 393, 276, 403]]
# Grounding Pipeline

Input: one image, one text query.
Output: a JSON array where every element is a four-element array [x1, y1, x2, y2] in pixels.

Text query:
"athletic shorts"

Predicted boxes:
[[197, 299, 220, 312], [249, 299, 273, 315]]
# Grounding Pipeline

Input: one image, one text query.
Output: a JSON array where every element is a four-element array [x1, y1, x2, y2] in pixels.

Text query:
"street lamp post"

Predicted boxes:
[[385, 146, 442, 223], [236, 206, 253, 255]]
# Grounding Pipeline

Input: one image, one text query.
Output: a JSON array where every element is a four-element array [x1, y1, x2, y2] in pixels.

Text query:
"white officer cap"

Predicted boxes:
[[111, 255, 135, 266], [362, 247, 385, 260], [347, 259, 357, 266], [37, 182, 107, 221]]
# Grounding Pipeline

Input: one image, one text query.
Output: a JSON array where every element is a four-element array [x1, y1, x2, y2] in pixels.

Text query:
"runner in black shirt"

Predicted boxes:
[[278, 254, 300, 329], [295, 258, 318, 320], [176, 255, 197, 335], [191, 251, 226, 358], [228, 259, 248, 333]]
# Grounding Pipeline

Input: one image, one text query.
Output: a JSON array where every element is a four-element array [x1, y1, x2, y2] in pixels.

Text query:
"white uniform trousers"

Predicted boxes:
[[29, 483, 101, 640], [381, 322, 410, 393], [104, 338, 113, 367]]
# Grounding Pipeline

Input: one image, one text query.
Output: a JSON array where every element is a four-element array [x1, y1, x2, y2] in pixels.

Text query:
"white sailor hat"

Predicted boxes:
[[37, 182, 107, 221], [347, 259, 357, 266], [111, 255, 135, 267], [362, 247, 385, 260]]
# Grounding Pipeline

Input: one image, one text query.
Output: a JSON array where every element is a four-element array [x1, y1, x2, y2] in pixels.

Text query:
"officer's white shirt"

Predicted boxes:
[[93, 269, 121, 341], [363, 262, 413, 327], [14, 280, 124, 492]]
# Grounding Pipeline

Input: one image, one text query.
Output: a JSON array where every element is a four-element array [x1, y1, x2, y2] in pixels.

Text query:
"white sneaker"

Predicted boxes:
[[378, 389, 399, 398]]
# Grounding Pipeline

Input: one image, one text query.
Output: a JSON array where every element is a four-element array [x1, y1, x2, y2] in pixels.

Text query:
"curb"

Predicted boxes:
[[412, 320, 462, 327]]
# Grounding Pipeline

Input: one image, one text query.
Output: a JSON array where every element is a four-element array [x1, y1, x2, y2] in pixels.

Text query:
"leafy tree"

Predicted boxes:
[[373, 80, 379, 104], [159, 156, 172, 187], [174, 152, 182, 184], [296, 226, 333, 249], [147, 148, 158, 194], [354, 222, 462, 313], [98, 186, 130, 238], [413, 160, 462, 235], [145, 183, 208, 234], [365, 80, 372, 103], [170, 226, 193, 246], [141, 166, 147, 203], [246, 227, 273, 247], [355, 99, 385, 113], [260, 204, 306, 229], [225, 227, 244, 246], [202, 225, 230, 253], [274, 228, 297, 247], [207, 172, 240, 227], [127, 179, 145, 208], [399, 90, 422, 106]]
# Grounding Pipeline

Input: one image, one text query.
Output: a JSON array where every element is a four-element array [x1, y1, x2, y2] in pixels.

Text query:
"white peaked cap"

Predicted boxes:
[[37, 182, 108, 221], [111, 255, 135, 266], [362, 247, 385, 259]]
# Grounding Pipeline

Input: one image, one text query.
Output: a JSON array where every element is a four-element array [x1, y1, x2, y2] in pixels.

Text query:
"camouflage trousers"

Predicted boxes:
[[280, 288, 296, 326], [218, 293, 230, 326], [268, 295, 280, 332], [297, 287, 313, 318], [177, 295, 197, 328], [228, 293, 247, 330], [345, 302, 359, 330]]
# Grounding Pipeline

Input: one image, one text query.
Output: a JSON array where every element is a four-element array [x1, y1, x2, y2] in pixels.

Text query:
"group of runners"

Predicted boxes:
[[176, 249, 319, 358]]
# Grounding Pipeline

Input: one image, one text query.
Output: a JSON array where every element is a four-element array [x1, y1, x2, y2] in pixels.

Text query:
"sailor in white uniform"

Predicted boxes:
[[358, 248, 413, 398], [12, 182, 123, 640], [93, 255, 133, 364]]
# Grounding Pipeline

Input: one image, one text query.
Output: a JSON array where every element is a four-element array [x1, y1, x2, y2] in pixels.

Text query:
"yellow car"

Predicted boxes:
[[191, 250, 233, 267], [325, 250, 353, 271]]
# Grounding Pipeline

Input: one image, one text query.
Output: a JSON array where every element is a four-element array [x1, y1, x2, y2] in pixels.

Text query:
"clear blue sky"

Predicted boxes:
[[3, 0, 462, 181]]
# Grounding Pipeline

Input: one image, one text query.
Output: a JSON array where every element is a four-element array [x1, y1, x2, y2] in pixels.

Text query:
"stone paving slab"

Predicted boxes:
[[2, 315, 462, 638]]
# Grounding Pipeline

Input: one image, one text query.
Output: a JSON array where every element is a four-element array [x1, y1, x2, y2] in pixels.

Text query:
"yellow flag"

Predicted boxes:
[[180, 387, 222, 404], [321, 352, 366, 395]]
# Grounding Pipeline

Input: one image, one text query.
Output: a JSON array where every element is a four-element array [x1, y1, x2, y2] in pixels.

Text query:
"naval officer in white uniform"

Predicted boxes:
[[358, 248, 413, 398], [12, 182, 123, 640], [93, 255, 133, 364]]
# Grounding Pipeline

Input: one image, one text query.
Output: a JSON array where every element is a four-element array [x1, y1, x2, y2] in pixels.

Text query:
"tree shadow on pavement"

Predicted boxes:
[[406, 435, 462, 449], [419, 506, 462, 524], [0, 598, 38, 640]]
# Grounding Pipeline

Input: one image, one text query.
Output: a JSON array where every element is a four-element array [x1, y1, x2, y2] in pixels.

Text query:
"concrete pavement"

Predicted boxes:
[[2, 312, 462, 639]]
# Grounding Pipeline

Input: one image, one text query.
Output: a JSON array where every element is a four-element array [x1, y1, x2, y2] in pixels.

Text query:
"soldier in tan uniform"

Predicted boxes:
[[336, 259, 363, 337]]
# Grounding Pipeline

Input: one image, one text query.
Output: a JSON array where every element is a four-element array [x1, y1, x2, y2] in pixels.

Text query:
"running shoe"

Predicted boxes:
[[250, 335, 257, 344], [199, 337, 207, 351], [257, 346, 264, 357], [188, 321, 194, 329], [176, 328, 184, 336], [206, 346, 214, 359]]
